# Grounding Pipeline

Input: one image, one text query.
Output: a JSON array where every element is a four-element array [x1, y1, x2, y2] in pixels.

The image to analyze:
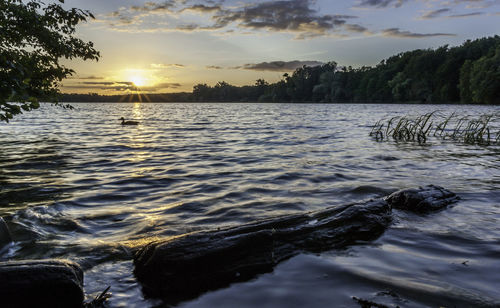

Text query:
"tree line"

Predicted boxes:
[[63, 35, 500, 105]]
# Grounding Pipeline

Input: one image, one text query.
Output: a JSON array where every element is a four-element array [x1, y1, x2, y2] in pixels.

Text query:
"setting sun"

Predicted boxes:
[[130, 75, 146, 87]]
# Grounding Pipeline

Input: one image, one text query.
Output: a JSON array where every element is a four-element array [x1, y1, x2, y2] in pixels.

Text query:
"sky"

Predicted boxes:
[[59, 0, 500, 94]]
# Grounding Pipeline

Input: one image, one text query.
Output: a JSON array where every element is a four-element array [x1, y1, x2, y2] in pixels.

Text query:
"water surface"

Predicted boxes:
[[0, 103, 499, 307]]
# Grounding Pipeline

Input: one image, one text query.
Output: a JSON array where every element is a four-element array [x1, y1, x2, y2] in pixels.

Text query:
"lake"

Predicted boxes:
[[0, 102, 499, 307]]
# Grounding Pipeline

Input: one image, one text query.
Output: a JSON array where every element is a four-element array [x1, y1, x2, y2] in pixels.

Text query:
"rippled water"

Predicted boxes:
[[0, 103, 499, 307]]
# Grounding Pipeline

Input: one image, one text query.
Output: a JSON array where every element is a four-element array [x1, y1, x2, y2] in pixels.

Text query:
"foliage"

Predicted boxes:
[[468, 47, 500, 104], [0, 0, 99, 122], [189, 36, 500, 104]]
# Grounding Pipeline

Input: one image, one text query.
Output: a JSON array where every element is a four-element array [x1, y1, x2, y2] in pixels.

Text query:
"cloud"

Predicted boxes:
[[151, 63, 185, 68], [344, 24, 372, 34], [460, 0, 499, 9], [356, 0, 407, 8], [104, 1, 178, 28], [176, 23, 201, 31], [68, 75, 104, 80], [136, 83, 182, 91], [211, 0, 356, 38], [63, 85, 132, 91], [206, 65, 223, 69], [420, 8, 451, 19], [81, 81, 134, 86], [63, 81, 181, 92], [448, 12, 484, 17], [420, 8, 484, 19], [130, 1, 176, 13], [236, 60, 324, 72], [382, 28, 456, 38], [103, 13, 143, 27], [101, 0, 358, 38], [181, 4, 222, 13], [102, 0, 488, 39]]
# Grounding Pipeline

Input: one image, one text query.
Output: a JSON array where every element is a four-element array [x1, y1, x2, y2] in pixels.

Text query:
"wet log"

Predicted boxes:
[[134, 185, 458, 303], [0, 259, 84, 308], [385, 184, 459, 213]]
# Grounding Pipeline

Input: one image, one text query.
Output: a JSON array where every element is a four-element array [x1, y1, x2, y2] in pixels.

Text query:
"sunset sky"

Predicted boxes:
[[60, 0, 500, 94]]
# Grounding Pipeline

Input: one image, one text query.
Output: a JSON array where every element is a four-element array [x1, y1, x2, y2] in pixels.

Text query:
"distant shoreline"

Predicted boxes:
[[53, 100, 496, 105], [60, 36, 500, 106]]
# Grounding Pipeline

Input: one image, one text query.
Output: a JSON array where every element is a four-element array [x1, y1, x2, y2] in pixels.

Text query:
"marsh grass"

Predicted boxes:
[[84, 286, 111, 308], [370, 111, 499, 145]]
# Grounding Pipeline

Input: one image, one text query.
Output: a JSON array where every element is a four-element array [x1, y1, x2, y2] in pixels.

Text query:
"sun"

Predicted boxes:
[[130, 75, 146, 87]]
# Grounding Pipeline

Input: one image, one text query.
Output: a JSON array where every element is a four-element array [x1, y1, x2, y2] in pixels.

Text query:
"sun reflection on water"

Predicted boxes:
[[132, 102, 142, 119]]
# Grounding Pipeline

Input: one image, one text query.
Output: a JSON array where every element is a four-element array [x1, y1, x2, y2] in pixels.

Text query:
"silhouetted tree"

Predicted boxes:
[[0, 0, 100, 121]]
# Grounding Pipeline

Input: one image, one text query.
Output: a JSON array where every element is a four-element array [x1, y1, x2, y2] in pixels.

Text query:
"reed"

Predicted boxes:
[[370, 111, 499, 145], [84, 286, 111, 308]]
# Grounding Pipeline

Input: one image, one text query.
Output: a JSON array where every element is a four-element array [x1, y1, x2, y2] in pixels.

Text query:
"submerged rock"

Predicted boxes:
[[0, 259, 84, 308], [134, 185, 458, 304]]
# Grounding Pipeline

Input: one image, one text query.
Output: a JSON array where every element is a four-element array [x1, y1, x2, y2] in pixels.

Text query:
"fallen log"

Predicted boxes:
[[385, 184, 459, 212], [134, 185, 459, 304], [0, 259, 84, 308]]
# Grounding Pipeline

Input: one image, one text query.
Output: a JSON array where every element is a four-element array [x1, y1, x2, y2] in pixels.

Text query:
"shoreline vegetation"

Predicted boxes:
[[62, 36, 500, 105], [370, 112, 500, 145]]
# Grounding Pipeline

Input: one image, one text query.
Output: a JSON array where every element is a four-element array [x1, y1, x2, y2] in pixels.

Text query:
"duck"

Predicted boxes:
[[120, 117, 139, 125]]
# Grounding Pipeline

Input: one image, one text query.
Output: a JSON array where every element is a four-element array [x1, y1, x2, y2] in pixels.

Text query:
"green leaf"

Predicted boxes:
[[0, 0, 99, 122]]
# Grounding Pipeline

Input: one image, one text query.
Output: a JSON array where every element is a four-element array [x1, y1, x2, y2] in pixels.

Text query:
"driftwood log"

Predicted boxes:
[[0, 259, 84, 308], [134, 185, 459, 303]]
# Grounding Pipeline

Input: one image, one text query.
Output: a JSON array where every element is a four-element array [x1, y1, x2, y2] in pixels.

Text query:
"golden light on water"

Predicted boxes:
[[133, 102, 142, 117]]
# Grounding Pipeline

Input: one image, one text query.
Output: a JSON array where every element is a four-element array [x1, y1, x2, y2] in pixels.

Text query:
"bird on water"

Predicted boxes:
[[120, 117, 139, 125]]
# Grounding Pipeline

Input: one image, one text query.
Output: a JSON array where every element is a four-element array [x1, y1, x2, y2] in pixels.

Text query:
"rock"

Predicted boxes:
[[385, 184, 459, 213], [133, 185, 459, 304], [0, 259, 84, 308], [0, 217, 12, 249]]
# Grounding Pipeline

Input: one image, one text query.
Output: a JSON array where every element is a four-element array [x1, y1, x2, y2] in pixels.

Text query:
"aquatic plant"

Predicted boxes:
[[370, 111, 499, 145], [84, 286, 111, 308]]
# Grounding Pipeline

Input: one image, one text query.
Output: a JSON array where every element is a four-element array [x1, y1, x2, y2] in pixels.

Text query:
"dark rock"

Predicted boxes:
[[0, 217, 12, 249], [385, 184, 459, 213], [134, 185, 459, 304], [0, 259, 84, 308]]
